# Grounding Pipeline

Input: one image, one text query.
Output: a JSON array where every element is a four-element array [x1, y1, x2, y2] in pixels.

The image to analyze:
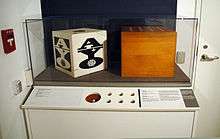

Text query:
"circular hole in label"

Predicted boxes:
[[108, 93, 112, 96], [85, 93, 101, 103], [131, 93, 135, 96], [130, 100, 135, 103], [118, 100, 123, 103], [107, 100, 111, 103], [119, 93, 123, 96]]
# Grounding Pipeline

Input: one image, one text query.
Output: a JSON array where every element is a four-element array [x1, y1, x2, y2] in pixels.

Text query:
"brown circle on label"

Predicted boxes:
[[85, 93, 101, 103]]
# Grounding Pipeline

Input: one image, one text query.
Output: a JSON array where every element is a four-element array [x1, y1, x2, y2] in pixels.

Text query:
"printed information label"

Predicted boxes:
[[140, 89, 185, 109]]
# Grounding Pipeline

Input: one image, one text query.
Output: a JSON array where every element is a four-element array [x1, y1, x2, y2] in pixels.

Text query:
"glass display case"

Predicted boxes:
[[25, 17, 198, 87]]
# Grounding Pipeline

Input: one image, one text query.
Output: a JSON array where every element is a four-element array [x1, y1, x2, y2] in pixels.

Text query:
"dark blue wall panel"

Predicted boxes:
[[41, 0, 177, 17]]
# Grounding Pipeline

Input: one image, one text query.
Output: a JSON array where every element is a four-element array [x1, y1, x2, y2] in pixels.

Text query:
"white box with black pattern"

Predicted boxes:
[[53, 28, 107, 78]]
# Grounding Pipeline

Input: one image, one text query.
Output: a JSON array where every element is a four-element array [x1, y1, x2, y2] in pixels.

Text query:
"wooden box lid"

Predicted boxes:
[[121, 26, 174, 32]]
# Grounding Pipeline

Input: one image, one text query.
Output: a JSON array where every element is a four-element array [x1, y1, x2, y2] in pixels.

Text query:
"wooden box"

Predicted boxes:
[[53, 28, 107, 78], [121, 26, 177, 77]]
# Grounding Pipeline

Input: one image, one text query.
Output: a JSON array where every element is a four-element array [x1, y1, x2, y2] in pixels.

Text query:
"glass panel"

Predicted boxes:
[[25, 17, 198, 87]]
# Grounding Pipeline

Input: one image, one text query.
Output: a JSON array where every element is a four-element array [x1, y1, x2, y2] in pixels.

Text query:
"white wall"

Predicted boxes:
[[177, 0, 196, 18], [0, 0, 41, 139], [193, 0, 220, 137], [178, 0, 220, 137]]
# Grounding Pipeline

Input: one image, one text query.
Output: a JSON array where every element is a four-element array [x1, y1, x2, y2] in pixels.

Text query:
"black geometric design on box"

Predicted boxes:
[[54, 37, 70, 49], [55, 48, 71, 71], [54, 37, 71, 71], [79, 58, 103, 69], [78, 38, 103, 69]]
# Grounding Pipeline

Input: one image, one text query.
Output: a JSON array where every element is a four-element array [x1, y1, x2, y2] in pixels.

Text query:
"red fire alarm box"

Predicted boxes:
[[1, 29, 16, 54]]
